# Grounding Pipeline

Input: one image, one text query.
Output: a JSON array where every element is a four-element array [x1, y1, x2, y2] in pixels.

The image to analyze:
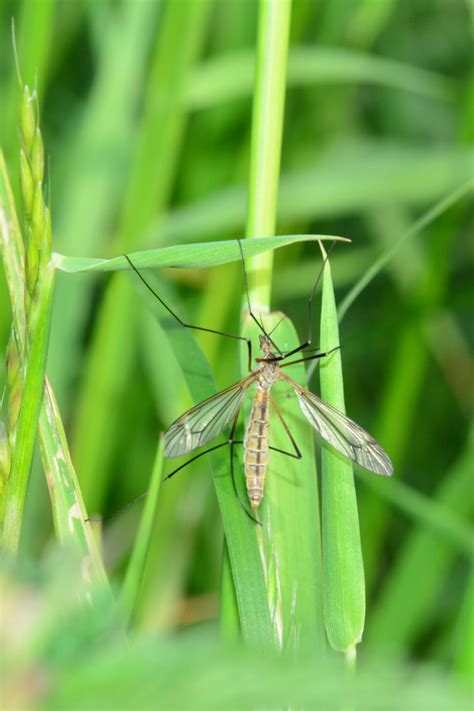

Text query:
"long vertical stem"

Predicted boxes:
[[245, 0, 292, 309]]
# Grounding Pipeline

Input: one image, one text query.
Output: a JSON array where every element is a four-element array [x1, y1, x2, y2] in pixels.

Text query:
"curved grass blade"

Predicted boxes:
[[52, 234, 348, 273], [39, 381, 108, 587], [338, 178, 474, 321], [120, 437, 164, 624]]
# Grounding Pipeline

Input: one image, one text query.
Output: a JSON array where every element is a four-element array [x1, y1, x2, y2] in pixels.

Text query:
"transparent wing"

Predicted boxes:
[[164, 374, 255, 458], [281, 373, 393, 476]]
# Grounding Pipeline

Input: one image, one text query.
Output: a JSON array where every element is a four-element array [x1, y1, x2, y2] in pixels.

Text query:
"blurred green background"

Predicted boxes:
[[1, 0, 473, 707]]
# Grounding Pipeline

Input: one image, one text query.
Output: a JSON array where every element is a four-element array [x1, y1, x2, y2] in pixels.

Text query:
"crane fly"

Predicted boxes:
[[125, 240, 393, 517], [163, 334, 392, 510]]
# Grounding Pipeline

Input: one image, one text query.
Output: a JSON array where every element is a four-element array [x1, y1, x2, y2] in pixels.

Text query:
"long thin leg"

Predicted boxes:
[[163, 412, 259, 523], [162, 440, 234, 482], [270, 396, 302, 459], [236, 239, 283, 356], [124, 254, 253, 372], [277, 240, 337, 360], [279, 345, 341, 368]]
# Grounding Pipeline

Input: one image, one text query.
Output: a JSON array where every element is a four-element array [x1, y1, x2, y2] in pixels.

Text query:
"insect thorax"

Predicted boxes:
[[256, 360, 280, 390]]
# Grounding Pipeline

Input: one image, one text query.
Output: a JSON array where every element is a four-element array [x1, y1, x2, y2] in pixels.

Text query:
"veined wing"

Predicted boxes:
[[280, 373, 393, 477], [164, 374, 256, 458]]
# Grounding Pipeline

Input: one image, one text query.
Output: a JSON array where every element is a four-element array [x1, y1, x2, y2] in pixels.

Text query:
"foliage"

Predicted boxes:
[[0, 0, 472, 707]]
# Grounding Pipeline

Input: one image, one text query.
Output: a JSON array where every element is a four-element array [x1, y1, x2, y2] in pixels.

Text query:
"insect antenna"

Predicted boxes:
[[276, 239, 338, 361], [268, 314, 286, 337], [236, 239, 283, 356]]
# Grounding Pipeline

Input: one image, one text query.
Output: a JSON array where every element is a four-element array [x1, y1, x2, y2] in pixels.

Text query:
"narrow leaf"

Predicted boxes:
[[319, 247, 365, 654], [52, 235, 348, 273], [241, 315, 325, 652], [121, 437, 165, 624]]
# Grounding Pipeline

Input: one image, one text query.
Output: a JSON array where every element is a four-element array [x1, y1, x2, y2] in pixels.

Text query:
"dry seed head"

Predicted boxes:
[[20, 149, 34, 217], [20, 85, 37, 153]]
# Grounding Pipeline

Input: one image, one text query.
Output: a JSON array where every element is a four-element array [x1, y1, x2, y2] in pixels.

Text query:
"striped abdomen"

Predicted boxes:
[[244, 388, 270, 509]]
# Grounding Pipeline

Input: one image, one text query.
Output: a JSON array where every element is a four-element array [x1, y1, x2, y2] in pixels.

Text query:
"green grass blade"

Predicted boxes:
[[353, 191, 472, 587], [454, 570, 474, 683], [220, 546, 240, 641], [338, 178, 474, 321], [358, 470, 473, 556], [188, 46, 454, 110], [366, 432, 474, 655], [120, 437, 164, 624], [319, 246, 365, 655], [39, 381, 108, 586], [242, 315, 325, 652], [53, 234, 347, 273], [244, 0, 292, 304]]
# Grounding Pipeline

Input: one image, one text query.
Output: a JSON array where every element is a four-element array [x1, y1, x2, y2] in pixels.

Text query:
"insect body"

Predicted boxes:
[[243, 341, 279, 508], [163, 335, 393, 509]]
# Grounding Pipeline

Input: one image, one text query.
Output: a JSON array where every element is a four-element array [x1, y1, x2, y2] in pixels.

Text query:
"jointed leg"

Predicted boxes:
[[279, 345, 341, 369], [162, 440, 235, 483], [270, 396, 302, 460], [124, 254, 254, 372]]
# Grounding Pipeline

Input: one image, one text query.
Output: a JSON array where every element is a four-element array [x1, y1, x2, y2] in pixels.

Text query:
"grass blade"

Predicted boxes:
[[319, 245, 365, 655], [39, 381, 108, 587], [121, 437, 164, 624], [52, 234, 348, 273], [338, 178, 474, 321], [358, 470, 473, 556], [241, 315, 325, 652], [366, 432, 474, 655]]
